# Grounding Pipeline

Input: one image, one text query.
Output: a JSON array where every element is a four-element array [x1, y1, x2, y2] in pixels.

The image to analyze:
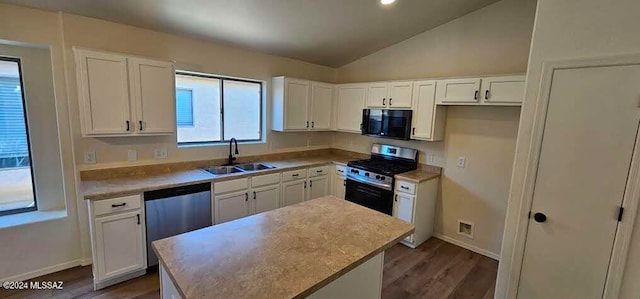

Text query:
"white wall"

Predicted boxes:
[[0, 5, 81, 281], [496, 0, 640, 298], [333, 0, 536, 257]]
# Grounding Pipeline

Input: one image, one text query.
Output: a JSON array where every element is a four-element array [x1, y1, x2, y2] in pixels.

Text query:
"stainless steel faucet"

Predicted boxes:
[[228, 138, 239, 165]]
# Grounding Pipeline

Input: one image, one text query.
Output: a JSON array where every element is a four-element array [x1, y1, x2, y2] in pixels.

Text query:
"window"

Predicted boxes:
[[175, 72, 262, 144], [0, 57, 37, 216]]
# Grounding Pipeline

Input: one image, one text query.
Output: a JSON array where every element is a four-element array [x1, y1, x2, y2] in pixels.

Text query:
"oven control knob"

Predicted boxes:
[[375, 175, 381, 179], [365, 173, 370, 177], [350, 169, 358, 174], [380, 176, 386, 181]]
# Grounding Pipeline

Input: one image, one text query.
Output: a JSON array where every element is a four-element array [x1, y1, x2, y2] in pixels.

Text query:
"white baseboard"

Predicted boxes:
[[80, 258, 93, 266], [0, 259, 82, 282], [433, 233, 500, 261]]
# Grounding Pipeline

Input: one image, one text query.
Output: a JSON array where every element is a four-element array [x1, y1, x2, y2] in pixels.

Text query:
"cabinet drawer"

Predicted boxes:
[[335, 165, 347, 176], [396, 180, 416, 195], [251, 172, 281, 188], [93, 195, 141, 217], [308, 165, 329, 177], [282, 169, 308, 182], [214, 178, 249, 194]]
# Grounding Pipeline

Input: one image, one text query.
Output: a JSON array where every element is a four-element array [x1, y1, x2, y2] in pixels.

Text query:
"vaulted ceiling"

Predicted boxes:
[[1, 0, 500, 67]]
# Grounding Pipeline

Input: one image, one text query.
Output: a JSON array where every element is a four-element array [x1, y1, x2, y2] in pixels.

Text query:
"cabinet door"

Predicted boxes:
[[435, 78, 481, 104], [252, 184, 280, 214], [285, 78, 310, 130], [336, 84, 366, 132], [308, 175, 329, 200], [76, 49, 131, 136], [94, 210, 145, 281], [480, 75, 525, 105], [310, 82, 333, 130], [281, 179, 306, 207], [366, 83, 388, 108], [215, 190, 250, 224], [128, 57, 176, 134], [333, 175, 346, 199], [393, 193, 414, 224], [411, 81, 437, 140], [387, 81, 413, 108]]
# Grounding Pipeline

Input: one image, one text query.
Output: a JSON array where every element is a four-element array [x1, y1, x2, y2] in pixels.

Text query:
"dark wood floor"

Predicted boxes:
[[0, 238, 496, 299]]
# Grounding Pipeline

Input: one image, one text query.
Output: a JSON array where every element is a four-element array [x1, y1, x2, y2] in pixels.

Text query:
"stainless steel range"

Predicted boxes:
[[345, 144, 418, 215]]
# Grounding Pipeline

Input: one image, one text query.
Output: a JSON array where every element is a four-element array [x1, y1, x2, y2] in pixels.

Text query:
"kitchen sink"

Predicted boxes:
[[203, 166, 245, 175], [234, 163, 277, 171]]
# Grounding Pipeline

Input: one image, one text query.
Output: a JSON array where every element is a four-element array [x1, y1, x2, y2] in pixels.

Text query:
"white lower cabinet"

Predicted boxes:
[[215, 190, 250, 224], [282, 179, 307, 207], [308, 175, 329, 200], [88, 195, 146, 290], [392, 178, 439, 248], [252, 184, 280, 214], [332, 165, 347, 199]]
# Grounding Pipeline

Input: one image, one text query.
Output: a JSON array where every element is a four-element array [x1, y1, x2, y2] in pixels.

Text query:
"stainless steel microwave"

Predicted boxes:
[[361, 109, 413, 140]]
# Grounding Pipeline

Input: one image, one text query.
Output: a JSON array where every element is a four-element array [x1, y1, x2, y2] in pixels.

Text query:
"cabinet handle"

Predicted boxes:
[[253, 191, 256, 200], [136, 214, 140, 225], [474, 90, 479, 100], [343, 180, 346, 186], [139, 120, 143, 131], [412, 128, 416, 135], [389, 98, 393, 106], [292, 173, 299, 177], [401, 186, 410, 190], [126, 121, 130, 131], [394, 194, 398, 202], [245, 193, 248, 201], [316, 170, 323, 173], [306, 121, 309, 128], [304, 181, 307, 189], [382, 98, 386, 106], [111, 203, 126, 208], [310, 180, 313, 188], [485, 90, 489, 100]]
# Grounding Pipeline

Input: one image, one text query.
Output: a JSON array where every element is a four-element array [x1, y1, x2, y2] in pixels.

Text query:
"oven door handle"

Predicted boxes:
[[346, 174, 392, 191]]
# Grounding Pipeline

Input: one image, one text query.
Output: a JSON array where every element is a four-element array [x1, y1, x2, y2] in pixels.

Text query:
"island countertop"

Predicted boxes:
[[152, 196, 414, 299]]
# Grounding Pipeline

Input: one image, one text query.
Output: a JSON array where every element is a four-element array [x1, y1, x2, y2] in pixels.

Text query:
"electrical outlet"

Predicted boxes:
[[127, 150, 137, 162], [154, 148, 168, 159], [427, 153, 435, 163], [84, 151, 96, 164], [457, 156, 466, 168], [457, 220, 474, 239]]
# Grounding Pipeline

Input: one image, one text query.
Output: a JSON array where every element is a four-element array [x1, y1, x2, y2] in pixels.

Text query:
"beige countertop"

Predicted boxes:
[[394, 168, 441, 183], [81, 155, 353, 200], [152, 196, 414, 299]]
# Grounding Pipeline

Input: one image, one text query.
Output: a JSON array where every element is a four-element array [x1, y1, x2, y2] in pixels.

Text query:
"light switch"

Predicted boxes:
[[84, 151, 96, 164], [457, 156, 466, 168], [154, 148, 168, 159], [127, 150, 137, 162]]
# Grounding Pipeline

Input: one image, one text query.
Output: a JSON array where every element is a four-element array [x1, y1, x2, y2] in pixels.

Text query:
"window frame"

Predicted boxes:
[[175, 71, 263, 146], [0, 56, 38, 217]]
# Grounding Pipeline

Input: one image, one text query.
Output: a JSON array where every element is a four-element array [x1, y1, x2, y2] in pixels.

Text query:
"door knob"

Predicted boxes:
[[533, 212, 547, 223]]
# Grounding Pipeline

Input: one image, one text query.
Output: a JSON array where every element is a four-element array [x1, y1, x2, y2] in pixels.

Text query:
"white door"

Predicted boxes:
[[435, 78, 481, 104], [480, 75, 525, 105], [411, 80, 437, 140], [310, 82, 332, 130], [76, 49, 131, 136], [387, 81, 413, 108], [128, 57, 176, 134], [518, 65, 640, 299], [333, 175, 346, 199], [285, 78, 310, 130], [367, 83, 388, 108], [252, 184, 280, 214], [94, 211, 145, 280], [336, 84, 366, 132], [215, 190, 250, 224], [308, 175, 329, 200], [281, 179, 306, 207]]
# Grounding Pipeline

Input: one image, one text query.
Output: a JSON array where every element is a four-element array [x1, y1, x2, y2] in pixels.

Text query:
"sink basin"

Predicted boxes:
[[203, 166, 245, 175], [234, 163, 277, 171]]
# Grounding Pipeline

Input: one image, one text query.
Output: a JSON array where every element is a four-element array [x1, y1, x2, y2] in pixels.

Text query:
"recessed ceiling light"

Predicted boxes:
[[381, 0, 396, 5]]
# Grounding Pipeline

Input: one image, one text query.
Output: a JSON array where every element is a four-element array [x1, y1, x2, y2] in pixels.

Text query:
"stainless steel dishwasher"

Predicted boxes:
[[144, 183, 212, 267]]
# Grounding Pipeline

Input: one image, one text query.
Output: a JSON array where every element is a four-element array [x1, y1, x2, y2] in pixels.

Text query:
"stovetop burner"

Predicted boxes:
[[347, 159, 417, 176]]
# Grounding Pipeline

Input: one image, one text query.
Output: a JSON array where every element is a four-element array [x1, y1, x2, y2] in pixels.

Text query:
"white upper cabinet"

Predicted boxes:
[[410, 80, 445, 141], [128, 58, 176, 134], [76, 49, 131, 136], [387, 81, 413, 108], [435, 78, 482, 104], [366, 81, 413, 109], [367, 82, 388, 108], [272, 77, 333, 132], [75, 49, 176, 137], [480, 75, 526, 106], [335, 84, 367, 133], [310, 82, 333, 130]]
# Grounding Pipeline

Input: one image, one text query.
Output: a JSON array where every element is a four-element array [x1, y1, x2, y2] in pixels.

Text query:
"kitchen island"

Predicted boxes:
[[152, 196, 414, 299]]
